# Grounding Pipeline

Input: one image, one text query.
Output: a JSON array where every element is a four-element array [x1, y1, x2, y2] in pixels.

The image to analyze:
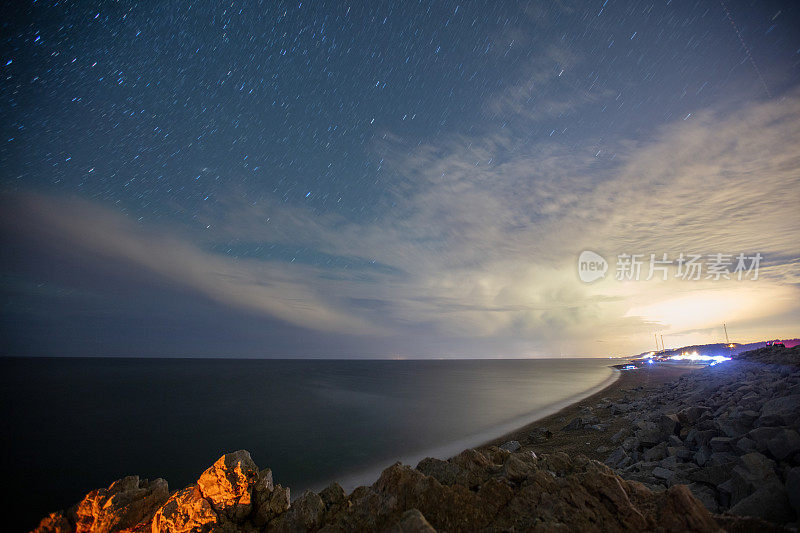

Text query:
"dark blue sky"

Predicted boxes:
[[2, 1, 799, 357]]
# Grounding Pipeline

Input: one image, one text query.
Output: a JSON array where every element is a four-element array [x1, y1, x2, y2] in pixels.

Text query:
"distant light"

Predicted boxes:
[[668, 350, 730, 365]]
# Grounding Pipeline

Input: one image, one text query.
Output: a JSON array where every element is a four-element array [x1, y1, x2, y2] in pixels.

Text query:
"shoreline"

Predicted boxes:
[[332, 363, 621, 493], [481, 363, 698, 461], [32, 347, 800, 531]]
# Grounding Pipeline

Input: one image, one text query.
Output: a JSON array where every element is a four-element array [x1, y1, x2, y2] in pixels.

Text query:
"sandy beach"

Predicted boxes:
[[483, 363, 697, 462]]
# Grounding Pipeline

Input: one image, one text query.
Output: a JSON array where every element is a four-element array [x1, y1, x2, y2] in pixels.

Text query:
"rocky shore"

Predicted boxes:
[[601, 345, 799, 526], [33, 345, 799, 532]]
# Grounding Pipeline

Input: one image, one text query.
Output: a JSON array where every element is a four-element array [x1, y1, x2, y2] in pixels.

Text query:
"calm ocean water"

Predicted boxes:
[[1, 357, 615, 530]]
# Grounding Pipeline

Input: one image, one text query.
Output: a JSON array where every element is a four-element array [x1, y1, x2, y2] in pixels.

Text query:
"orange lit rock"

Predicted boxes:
[[150, 485, 217, 533], [196, 450, 259, 521], [34, 476, 168, 533]]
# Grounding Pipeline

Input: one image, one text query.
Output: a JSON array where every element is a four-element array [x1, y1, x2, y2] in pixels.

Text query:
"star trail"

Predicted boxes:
[[1, 1, 799, 358]]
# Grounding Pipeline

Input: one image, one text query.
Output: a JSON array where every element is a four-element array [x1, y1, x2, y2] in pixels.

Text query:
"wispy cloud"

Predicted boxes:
[[4, 88, 799, 356]]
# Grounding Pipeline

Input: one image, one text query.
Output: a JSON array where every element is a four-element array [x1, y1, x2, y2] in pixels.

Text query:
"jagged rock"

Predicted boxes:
[[689, 463, 734, 486], [383, 509, 436, 533], [152, 485, 218, 533], [319, 482, 346, 507], [736, 436, 756, 454], [34, 476, 169, 533], [766, 428, 800, 460], [652, 466, 675, 481], [678, 406, 708, 425], [709, 436, 734, 452], [694, 445, 712, 466], [643, 442, 667, 462], [657, 413, 681, 437], [498, 440, 521, 452], [254, 484, 289, 525], [416, 457, 467, 486], [687, 482, 718, 513], [748, 426, 783, 453], [196, 450, 260, 521], [760, 394, 800, 425], [271, 490, 324, 532], [605, 447, 630, 469], [34, 512, 72, 533], [610, 428, 628, 443], [727, 481, 796, 524], [34, 449, 727, 533]]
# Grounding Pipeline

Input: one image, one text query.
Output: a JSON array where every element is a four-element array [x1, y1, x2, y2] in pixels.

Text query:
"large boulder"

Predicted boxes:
[[196, 450, 260, 521]]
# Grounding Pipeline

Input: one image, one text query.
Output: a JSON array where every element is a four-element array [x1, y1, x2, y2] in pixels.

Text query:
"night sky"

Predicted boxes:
[[2, 1, 799, 358]]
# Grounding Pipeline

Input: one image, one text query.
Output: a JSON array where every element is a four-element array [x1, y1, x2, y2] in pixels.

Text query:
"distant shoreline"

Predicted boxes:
[[482, 363, 696, 455], [331, 364, 621, 493]]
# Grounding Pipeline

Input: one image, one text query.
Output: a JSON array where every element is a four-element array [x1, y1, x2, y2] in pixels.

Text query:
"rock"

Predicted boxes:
[[196, 450, 261, 521], [35, 476, 169, 533], [728, 482, 796, 524], [687, 482, 718, 513], [611, 428, 628, 443], [582, 414, 600, 426], [652, 467, 675, 481], [787, 467, 800, 516], [417, 457, 468, 486], [597, 445, 611, 454], [562, 417, 583, 431], [643, 442, 667, 462], [611, 402, 632, 414], [736, 436, 756, 454], [621, 436, 638, 452], [760, 394, 800, 424], [709, 436, 734, 452], [605, 447, 630, 469], [319, 482, 346, 507], [694, 445, 712, 467], [657, 413, 681, 437], [498, 440, 521, 453], [678, 406, 708, 425], [502, 452, 537, 481], [152, 485, 218, 533], [766, 428, 800, 460], [691, 429, 720, 447], [528, 427, 552, 442], [34, 512, 72, 533], [659, 456, 679, 470], [735, 452, 779, 487], [749, 426, 784, 453], [384, 509, 437, 533], [38, 448, 733, 532], [688, 463, 734, 486], [271, 490, 325, 531]]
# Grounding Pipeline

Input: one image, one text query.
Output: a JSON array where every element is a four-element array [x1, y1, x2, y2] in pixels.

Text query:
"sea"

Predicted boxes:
[[0, 357, 617, 530]]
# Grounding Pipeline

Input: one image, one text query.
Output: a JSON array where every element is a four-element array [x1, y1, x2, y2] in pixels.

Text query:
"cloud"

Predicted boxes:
[[1, 194, 387, 336], [3, 88, 799, 357]]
